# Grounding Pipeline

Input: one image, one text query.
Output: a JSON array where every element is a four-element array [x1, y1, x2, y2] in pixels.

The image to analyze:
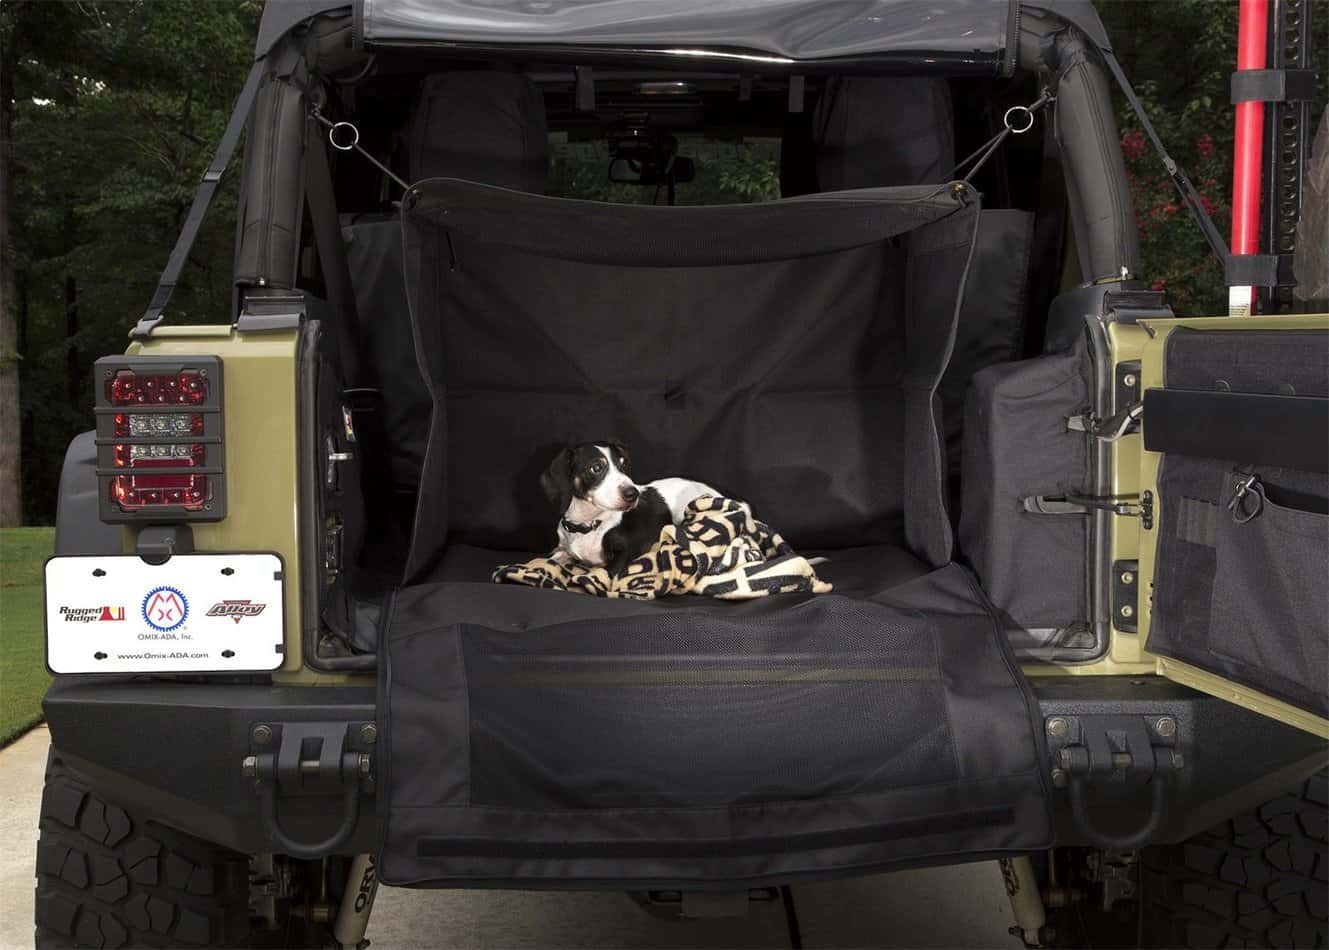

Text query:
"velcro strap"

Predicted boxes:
[[1225, 253, 1295, 287], [1176, 497, 1217, 547], [1231, 68, 1317, 104]]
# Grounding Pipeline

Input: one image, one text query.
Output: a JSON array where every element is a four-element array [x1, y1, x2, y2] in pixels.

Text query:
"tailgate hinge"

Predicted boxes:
[[242, 721, 376, 858]]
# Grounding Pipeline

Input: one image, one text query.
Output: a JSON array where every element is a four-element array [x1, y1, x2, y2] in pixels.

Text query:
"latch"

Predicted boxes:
[[1022, 493, 1143, 517], [1044, 715, 1183, 849], [243, 721, 376, 859], [1066, 402, 1143, 442]]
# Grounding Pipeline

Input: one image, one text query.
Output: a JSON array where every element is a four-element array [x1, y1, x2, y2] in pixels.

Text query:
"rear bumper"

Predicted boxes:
[[43, 675, 1327, 860]]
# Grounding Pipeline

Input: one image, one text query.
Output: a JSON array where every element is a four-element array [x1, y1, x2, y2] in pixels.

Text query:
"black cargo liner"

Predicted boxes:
[[375, 181, 1052, 884]]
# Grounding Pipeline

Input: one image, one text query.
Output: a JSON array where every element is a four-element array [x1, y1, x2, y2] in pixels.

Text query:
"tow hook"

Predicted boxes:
[[242, 721, 375, 859], [1044, 715, 1184, 849]]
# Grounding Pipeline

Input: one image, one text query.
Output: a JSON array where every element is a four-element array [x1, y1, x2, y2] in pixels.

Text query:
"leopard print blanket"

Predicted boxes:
[[493, 496, 831, 600]]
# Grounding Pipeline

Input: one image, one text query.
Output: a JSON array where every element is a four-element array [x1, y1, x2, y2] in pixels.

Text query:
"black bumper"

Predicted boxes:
[[43, 675, 1327, 858]]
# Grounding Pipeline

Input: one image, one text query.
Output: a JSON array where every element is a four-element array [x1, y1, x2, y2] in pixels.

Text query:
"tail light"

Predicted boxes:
[[95, 356, 225, 522]]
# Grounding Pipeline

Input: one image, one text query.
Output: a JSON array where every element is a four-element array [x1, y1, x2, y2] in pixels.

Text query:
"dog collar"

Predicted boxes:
[[561, 518, 601, 535]]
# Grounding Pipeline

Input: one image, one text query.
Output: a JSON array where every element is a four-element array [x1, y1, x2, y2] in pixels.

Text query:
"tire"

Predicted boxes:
[[1136, 770, 1328, 949], [34, 751, 252, 949]]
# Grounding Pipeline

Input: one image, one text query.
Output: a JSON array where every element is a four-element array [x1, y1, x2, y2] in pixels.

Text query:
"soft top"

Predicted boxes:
[[255, 0, 1111, 67]]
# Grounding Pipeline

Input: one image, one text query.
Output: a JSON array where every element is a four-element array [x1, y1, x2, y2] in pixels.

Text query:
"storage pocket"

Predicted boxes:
[[958, 345, 1093, 658], [462, 604, 957, 810], [1207, 471, 1329, 715]]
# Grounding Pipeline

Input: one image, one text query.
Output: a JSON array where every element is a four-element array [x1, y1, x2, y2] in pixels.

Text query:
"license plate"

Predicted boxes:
[[45, 553, 285, 674]]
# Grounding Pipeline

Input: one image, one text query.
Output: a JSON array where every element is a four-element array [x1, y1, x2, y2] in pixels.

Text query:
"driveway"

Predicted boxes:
[[1, 728, 1020, 949]]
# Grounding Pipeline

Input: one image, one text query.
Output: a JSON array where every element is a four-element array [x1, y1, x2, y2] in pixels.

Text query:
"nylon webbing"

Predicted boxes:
[[1101, 50, 1231, 270], [132, 61, 266, 340], [303, 114, 365, 388]]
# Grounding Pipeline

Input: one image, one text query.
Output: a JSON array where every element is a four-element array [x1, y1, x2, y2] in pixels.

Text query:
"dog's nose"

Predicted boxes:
[[621, 485, 639, 505]]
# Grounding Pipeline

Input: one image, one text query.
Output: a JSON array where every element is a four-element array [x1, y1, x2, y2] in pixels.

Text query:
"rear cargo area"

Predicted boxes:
[[374, 180, 1051, 886]]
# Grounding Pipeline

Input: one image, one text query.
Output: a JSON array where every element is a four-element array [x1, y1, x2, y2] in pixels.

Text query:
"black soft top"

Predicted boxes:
[[255, 0, 1112, 68]]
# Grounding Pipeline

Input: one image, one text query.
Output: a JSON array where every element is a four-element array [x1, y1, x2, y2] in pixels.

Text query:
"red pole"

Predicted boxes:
[[1230, 0, 1268, 315]]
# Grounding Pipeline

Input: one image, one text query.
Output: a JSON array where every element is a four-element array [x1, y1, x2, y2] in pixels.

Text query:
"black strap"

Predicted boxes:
[[132, 61, 266, 340], [303, 114, 365, 388], [1100, 50, 1231, 271], [1231, 68, 1317, 104]]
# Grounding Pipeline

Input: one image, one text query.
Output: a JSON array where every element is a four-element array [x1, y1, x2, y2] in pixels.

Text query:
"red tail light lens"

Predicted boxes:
[[95, 357, 224, 522], [107, 370, 209, 405]]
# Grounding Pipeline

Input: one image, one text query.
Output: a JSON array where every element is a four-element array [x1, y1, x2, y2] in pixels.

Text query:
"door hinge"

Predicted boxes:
[[1112, 559, 1139, 632]]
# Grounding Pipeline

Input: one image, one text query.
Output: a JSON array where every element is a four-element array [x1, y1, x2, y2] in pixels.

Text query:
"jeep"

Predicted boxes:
[[36, 1, 1328, 947]]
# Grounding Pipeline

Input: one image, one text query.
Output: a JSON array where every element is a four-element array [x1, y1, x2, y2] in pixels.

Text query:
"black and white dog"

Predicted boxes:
[[540, 442, 721, 576]]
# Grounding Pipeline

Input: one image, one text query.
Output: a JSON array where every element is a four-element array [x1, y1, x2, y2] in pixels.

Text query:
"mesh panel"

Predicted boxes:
[[463, 600, 953, 809]]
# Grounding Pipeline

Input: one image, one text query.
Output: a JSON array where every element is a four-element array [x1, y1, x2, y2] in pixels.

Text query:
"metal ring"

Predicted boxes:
[[1003, 105, 1036, 134], [328, 121, 360, 151], [1233, 483, 1265, 524]]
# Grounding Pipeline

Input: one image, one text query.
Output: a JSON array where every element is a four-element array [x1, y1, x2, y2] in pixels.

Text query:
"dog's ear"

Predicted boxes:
[[609, 442, 631, 474], [540, 447, 575, 511]]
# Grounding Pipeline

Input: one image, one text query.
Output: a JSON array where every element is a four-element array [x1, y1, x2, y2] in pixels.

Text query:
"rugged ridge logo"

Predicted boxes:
[[59, 605, 126, 623], [206, 600, 266, 623], [142, 587, 188, 632]]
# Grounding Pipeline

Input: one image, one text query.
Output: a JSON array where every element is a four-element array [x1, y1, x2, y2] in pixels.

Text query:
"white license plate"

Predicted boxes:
[[45, 553, 285, 674]]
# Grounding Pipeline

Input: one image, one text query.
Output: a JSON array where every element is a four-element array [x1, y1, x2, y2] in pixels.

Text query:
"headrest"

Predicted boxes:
[[812, 78, 955, 190], [407, 72, 549, 192]]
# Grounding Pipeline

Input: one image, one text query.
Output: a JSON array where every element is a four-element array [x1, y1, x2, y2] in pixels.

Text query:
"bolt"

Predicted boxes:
[[241, 755, 258, 778], [1051, 768, 1068, 789], [1058, 747, 1073, 770], [358, 754, 372, 777], [1120, 570, 1135, 585], [1120, 604, 1135, 619], [359, 723, 377, 746], [1123, 373, 1138, 388], [1155, 716, 1177, 738], [252, 724, 273, 746], [1046, 717, 1069, 738], [1171, 751, 1185, 770]]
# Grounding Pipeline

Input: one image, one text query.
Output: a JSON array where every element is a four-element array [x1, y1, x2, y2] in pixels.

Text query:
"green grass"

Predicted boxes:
[[1, 527, 54, 745]]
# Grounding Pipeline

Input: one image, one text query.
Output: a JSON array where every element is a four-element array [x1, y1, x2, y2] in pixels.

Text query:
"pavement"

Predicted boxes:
[[1, 727, 1021, 949]]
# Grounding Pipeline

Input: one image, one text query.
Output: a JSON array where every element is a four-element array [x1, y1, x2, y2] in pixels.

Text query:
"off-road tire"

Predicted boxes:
[[1137, 770, 1328, 949], [34, 752, 252, 948]]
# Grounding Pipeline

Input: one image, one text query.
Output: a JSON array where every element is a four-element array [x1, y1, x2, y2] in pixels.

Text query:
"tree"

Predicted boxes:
[[0, 3, 22, 527], [7, 0, 260, 523]]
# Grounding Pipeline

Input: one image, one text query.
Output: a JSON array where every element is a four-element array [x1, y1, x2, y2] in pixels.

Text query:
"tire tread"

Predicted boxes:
[[34, 754, 249, 949], [1140, 773, 1328, 949]]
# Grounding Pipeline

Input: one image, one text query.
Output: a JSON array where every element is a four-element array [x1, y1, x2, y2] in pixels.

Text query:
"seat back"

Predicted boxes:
[[406, 72, 549, 191]]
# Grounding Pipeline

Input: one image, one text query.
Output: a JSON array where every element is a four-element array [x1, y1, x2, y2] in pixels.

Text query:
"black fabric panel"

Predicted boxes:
[[378, 562, 1051, 886], [398, 181, 977, 578], [812, 78, 955, 190], [1143, 389, 1329, 474], [343, 215, 431, 488], [1164, 328, 1329, 397], [1149, 328, 1329, 718], [407, 73, 549, 193], [940, 210, 1035, 495], [957, 344, 1091, 641]]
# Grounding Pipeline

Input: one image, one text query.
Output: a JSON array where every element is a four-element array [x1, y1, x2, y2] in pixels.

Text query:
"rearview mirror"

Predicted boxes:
[[608, 155, 696, 186]]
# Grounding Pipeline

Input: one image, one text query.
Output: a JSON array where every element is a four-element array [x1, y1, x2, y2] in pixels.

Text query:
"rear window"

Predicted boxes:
[[547, 133, 781, 205]]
